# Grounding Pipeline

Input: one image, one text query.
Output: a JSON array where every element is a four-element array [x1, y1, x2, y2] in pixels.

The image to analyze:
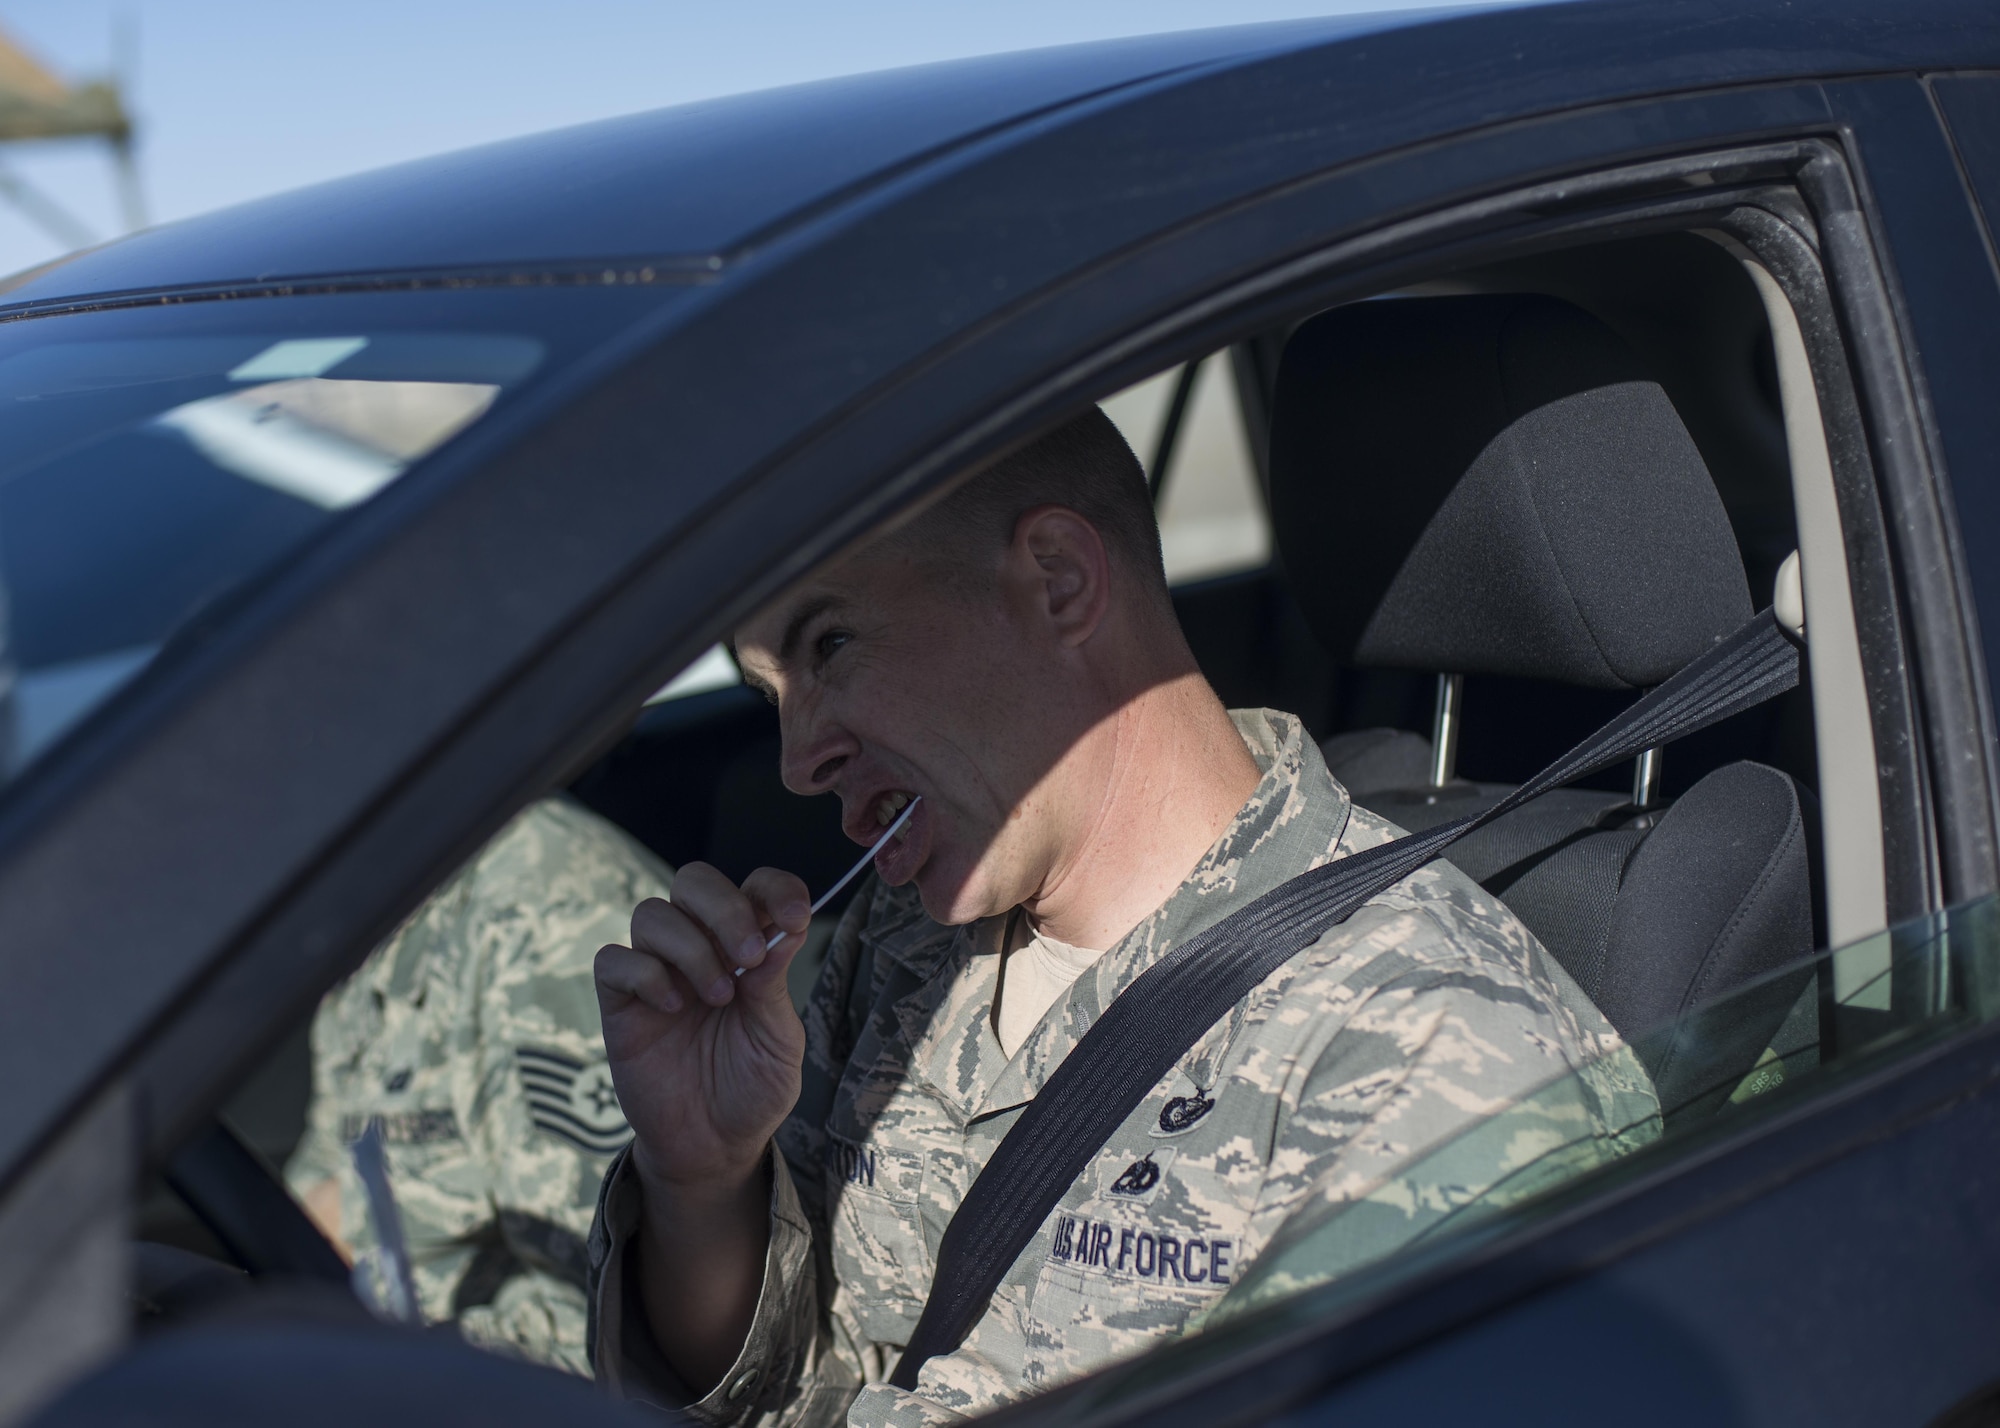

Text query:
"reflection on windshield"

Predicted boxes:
[[0, 329, 543, 781], [13, 644, 152, 769], [1206, 898, 1999, 1325], [158, 377, 499, 510]]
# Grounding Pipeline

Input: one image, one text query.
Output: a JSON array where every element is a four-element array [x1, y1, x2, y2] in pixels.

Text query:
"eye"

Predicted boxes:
[[814, 629, 853, 664]]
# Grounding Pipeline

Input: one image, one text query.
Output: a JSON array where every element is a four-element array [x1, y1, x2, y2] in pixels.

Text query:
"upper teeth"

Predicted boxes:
[[876, 791, 910, 826]]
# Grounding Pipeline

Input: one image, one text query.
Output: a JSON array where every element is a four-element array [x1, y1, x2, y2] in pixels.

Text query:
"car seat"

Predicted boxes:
[[1269, 293, 1816, 1117]]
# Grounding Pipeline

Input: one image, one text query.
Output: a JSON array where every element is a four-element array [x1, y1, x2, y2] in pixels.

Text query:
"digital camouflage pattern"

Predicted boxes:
[[588, 711, 1660, 1424], [288, 796, 672, 1375]]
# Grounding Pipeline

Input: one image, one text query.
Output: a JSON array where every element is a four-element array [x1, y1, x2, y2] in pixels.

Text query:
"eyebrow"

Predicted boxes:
[[778, 594, 846, 665], [742, 671, 778, 702]]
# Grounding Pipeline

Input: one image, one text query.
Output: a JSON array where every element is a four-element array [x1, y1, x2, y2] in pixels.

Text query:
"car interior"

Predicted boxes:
[[129, 219, 1910, 1352]]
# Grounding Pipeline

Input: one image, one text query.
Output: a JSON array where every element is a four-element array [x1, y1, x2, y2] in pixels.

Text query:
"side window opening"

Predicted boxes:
[[1041, 216, 1934, 1328], [1125, 233, 1823, 825], [1259, 262, 1819, 1096]]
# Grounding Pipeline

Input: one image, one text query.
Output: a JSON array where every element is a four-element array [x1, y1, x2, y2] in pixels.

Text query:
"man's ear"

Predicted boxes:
[[1009, 505, 1111, 649]]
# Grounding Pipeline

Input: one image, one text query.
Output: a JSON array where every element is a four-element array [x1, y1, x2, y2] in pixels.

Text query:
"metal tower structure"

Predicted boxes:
[[0, 25, 142, 252]]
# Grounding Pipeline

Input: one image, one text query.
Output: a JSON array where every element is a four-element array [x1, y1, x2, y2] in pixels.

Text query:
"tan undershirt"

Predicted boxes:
[[993, 913, 1105, 1058]]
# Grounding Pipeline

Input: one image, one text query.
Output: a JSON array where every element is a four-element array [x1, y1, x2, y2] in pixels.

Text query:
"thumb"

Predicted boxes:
[[735, 927, 806, 1009]]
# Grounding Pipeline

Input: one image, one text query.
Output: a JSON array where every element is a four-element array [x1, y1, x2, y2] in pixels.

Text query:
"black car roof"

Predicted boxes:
[[4, 0, 1998, 313], [0, 17, 1386, 306]]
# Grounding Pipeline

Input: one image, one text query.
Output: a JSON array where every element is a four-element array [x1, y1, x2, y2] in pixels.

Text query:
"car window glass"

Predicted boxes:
[[0, 287, 683, 787], [0, 331, 539, 775], [1202, 895, 2000, 1328], [1101, 356, 1270, 584], [646, 643, 742, 705]]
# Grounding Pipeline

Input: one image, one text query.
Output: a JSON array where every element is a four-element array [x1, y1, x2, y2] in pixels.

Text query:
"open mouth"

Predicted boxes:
[[871, 790, 917, 836], [852, 789, 928, 887]]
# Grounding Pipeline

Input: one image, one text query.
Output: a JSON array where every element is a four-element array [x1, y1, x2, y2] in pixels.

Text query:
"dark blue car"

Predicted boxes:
[[6, 1, 2000, 1422]]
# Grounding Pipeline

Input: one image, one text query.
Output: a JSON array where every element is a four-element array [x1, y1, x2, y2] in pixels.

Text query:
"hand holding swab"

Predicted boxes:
[[761, 796, 921, 953]]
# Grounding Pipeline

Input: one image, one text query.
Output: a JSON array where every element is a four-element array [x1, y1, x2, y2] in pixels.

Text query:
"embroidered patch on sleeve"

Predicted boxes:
[[514, 1046, 631, 1155]]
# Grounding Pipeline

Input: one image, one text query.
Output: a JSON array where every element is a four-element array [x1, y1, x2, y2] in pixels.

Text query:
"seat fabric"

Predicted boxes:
[[1613, 762, 1816, 1117], [1277, 293, 1817, 1117], [1271, 294, 1751, 688], [1334, 748, 1812, 1116], [1355, 776, 1635, 986]]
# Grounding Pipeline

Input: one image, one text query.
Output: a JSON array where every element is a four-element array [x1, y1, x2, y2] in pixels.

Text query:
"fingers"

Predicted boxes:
[[299, 1179, 352, 1263], [596, 941, 685, 1015], [729, 867, 809, 1002], [610, 864, 812, 1014], [625, 890, 734, 1006], [625, 862, 805, 1007], [743, 867, 811, 943], [679, 863, 781, 969]]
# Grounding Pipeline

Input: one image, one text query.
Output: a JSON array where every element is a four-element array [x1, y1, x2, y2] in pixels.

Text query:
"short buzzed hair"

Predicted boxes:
[[887, 408, 1168, 597]]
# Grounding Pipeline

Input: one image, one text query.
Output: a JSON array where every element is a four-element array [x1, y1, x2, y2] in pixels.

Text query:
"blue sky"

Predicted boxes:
[[0, 0, 1499, 279]]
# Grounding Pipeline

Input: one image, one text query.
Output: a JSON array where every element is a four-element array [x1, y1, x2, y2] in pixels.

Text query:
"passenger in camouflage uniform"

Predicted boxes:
[[288, 796, 672, 1374], [585, 411, 1657, 1425]]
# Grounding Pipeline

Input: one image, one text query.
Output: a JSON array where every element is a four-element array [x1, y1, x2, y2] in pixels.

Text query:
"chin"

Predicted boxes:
[[912, 858, 1003, 929]]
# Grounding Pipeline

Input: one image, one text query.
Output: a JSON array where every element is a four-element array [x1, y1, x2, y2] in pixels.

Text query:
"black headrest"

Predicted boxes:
[[1269, 295, 1752, 690]]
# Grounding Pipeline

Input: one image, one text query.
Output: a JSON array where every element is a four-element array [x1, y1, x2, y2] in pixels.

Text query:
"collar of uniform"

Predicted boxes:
[[891, 918, 1013, 1124], [860, 880, 959, 983], [970, 709, 1351, 1119]]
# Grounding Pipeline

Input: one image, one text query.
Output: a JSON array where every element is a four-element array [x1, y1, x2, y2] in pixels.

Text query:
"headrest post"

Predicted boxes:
[[1429, 673, 1463, 788], [1632, 746, 1662, 809]]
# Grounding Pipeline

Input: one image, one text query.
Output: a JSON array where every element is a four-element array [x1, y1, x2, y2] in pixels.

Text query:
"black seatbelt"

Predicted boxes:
[[890, 609, 1799, 1390]]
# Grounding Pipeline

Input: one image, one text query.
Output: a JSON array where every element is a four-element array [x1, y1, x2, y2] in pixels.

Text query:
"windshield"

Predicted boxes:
[[0, 286, 683, 786]]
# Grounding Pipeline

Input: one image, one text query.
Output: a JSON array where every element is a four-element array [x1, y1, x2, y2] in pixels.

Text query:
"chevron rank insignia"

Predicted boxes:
[[515, 1046, 631, 1155]]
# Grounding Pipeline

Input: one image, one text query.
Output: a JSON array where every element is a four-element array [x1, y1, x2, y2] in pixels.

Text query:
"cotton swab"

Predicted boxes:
[[760, 795, 921, 952]]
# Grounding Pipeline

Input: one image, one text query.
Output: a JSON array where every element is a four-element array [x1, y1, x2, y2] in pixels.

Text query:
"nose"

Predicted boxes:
[[780, 712, 859, 797]]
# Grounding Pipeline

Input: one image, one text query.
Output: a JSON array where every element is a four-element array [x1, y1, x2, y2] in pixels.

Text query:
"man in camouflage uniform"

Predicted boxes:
[[288, 795, 671, 1374], [586, 411, 1658, 1425]]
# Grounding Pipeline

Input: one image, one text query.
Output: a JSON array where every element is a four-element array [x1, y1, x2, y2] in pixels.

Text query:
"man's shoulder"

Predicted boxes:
[[459, 797, 664, 914], [1284, 797, 1617, 1040], [473, 798, 673, 897], [443, 798, 672, 988], [1334, 800, 1540, 972]]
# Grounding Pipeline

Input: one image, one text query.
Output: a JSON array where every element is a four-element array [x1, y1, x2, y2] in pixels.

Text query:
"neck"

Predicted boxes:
[[1021, 670, 1263, 949]]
